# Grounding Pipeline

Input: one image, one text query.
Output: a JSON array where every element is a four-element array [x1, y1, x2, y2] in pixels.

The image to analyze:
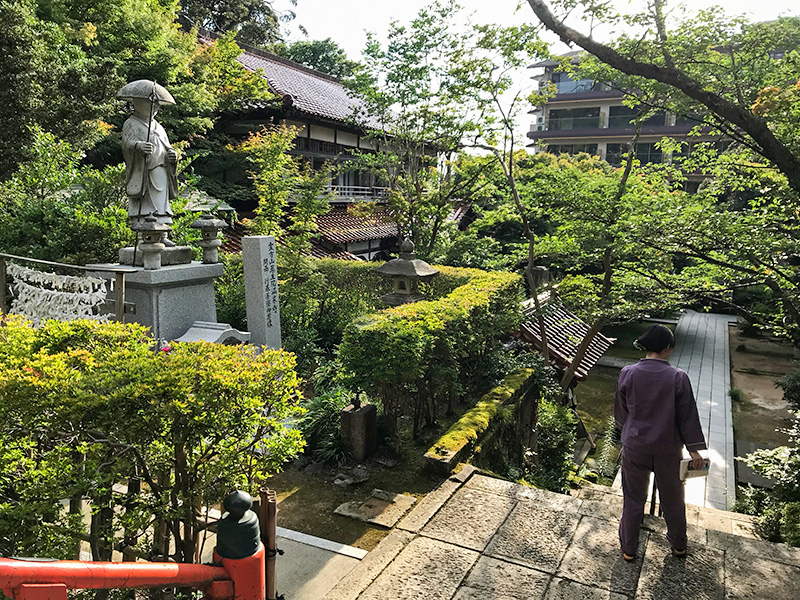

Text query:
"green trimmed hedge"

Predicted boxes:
[[338, 266, 523, 445]]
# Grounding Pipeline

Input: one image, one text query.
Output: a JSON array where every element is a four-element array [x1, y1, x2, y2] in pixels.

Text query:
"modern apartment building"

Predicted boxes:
[[527, 52, 724, 175]]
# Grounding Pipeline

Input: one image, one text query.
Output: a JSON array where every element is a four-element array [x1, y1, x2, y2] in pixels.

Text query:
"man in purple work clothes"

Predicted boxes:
[[614, 324, 706, 561]]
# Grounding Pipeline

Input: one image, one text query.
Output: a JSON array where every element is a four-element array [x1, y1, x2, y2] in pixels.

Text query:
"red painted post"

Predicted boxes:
[[0, 490, 267, 600], [217, 544, 265, 600], [15, 584, 68, 600]]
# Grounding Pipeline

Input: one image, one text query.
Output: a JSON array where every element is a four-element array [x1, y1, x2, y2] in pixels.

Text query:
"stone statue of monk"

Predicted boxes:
[[120, 91, 178, 240]]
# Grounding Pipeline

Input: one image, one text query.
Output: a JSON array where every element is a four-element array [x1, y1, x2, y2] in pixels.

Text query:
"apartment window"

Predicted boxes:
[[608, 106, 638, 129], [605, 143, 663, 165], [546, 144, 598, 156], [635, 143, 663, 164], [548, 107, 601, 130], [608, 106, 667, 129], [551, 72, 600, 94]]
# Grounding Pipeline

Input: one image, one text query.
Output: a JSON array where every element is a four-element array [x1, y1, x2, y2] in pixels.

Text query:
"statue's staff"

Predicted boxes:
[[133, 81, 158, 267]]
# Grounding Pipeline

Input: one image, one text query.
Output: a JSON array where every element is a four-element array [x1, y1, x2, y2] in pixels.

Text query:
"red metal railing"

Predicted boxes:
[[0, 544, 264, 600]]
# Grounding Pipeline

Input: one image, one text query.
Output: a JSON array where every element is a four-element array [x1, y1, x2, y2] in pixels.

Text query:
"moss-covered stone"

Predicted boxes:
[[424, 368, 536, 474]]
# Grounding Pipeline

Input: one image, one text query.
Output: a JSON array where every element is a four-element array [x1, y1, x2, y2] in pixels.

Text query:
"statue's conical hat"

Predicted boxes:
[[116, 80, 176, 105]]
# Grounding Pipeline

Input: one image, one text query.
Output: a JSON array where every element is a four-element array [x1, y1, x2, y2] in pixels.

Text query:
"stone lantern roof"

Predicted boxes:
[[373, 239, 439, 306]]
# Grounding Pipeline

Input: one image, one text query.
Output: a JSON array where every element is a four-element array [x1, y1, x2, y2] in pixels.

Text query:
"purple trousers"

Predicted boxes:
[[619, 446, 687, 555]]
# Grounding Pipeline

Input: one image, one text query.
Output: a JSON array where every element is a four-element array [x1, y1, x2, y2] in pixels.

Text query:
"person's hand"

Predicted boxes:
[[167, 148, 178, 162], [138, 141, 154, 155], [689, 450, 704, 470]]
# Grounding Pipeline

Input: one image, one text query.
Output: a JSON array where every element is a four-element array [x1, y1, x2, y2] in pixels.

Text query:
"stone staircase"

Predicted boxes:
[[322, 467, 800, 600]]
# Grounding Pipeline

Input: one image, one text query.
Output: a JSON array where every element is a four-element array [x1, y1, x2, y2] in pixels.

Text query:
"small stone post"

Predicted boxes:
[[242, 236, 282, 349], [341, 399, 378, 462]]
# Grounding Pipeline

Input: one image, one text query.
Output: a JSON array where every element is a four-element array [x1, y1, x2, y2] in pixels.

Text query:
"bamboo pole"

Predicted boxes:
[[259, 489, 278, 600]]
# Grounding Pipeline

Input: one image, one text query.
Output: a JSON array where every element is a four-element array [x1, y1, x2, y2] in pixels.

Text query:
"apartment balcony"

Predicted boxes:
[[527, 122, 698, 142]]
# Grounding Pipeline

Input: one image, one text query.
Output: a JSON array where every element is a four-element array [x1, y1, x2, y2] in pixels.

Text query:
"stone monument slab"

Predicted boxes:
[[242, 236, 281, 349]]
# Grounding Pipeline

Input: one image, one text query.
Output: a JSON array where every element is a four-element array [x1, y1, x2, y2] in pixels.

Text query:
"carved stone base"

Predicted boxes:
[[119, 246, 193, 267]]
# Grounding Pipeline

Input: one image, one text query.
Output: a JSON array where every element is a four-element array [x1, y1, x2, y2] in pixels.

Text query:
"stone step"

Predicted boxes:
[[323, 469, 800, 600], [572, 481, 757, 538]]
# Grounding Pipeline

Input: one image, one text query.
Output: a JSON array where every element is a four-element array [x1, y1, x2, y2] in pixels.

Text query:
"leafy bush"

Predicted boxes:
[[0, 316, 304, 560], [778, 370, 800, 410], [297, 388, 354, 464], [741, 413, 800, 545], [531, 398, 578, 492]]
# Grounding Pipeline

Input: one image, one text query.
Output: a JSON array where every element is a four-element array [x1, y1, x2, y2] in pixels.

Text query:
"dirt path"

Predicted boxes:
[[729, 326, 795, 448]]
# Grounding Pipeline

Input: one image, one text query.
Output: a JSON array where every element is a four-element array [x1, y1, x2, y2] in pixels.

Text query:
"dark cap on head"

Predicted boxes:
[[635, 324, 674, 353]]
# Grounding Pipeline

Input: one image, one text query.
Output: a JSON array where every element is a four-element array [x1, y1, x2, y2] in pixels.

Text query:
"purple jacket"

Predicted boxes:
[[614, 359, 706, 455]]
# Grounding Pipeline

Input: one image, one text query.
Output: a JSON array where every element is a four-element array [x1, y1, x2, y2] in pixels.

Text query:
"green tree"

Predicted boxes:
[[347, 1, 502, 254], [526, 0, 800, 194], [0, 0, 109, 176], [279, 38, 360, 78], [0, 128, 132, 264], [180, 0, 293, 47], [232, 125, 335, 372]]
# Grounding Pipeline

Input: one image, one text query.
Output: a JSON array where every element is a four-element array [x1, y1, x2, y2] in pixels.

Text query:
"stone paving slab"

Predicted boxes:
[[636, 537, 724, 600], [484, 502, 581, 573], [725, 553, 800, 600], [421, 487, 516, 551], [706, 529, 800, 568], [544, 578, 630, 600], [463, 473, 520, 497], [322, 529, 415, 600], [556, 517, 646, 597], [357, 536, 478, 600], [334, 489, 417, 528], [451, 556, 551, 600], [326, 470, 800, 599], [396, 476, 464, 534]]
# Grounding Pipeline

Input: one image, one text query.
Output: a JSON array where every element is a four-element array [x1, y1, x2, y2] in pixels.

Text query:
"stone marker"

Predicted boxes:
[[341, 402, 377, 462], [243, 236, 282, 349]]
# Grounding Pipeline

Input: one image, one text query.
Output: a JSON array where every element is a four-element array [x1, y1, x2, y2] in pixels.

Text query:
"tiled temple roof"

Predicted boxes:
[[315, 205, 398, 244], [198, 30, 377, 127]]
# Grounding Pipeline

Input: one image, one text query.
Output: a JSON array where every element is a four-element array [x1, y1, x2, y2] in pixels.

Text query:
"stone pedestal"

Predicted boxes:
[[90, 262, 223, 341], [341, 404, 377, 462], [119, 246, 194, 267]]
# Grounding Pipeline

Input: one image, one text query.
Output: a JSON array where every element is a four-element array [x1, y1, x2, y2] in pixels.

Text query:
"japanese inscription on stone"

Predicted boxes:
[[242, 236, 282, 349]]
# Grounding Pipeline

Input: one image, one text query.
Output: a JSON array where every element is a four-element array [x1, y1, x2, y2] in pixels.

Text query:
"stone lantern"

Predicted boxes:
[[373, 238, 439, 306], [190, 213, 227, 264], [132, 216, 171, 270]]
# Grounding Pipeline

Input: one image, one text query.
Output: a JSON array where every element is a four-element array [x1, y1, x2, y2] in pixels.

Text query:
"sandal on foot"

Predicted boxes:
[[622, 551, 636, 562], [671, 547, 688, 558]]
